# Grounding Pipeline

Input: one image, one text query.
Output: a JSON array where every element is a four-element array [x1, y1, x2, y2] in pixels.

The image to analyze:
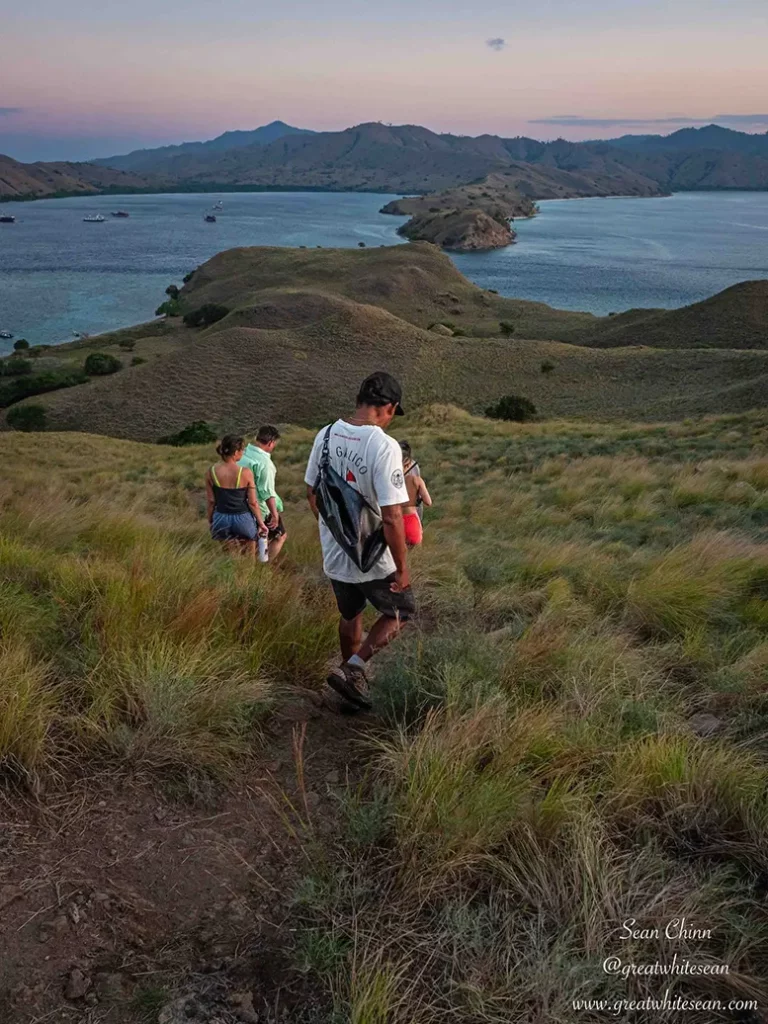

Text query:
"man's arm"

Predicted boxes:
[[306, 484, 319, 520], [205, 471, 215, 524], [265, 496, 279, 526], [380, 503, 409, 591]]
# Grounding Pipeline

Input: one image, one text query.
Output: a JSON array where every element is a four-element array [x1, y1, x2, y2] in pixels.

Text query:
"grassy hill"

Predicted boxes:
[[2, 409, 768, 1021], [582, 280, 768, 349], [7, 242, 766, 441], [0, 154, 155, 200]]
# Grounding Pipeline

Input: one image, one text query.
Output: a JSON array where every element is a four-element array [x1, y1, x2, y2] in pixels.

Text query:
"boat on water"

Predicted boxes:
[[0, 214, 15, 224], [212, 201, 223, 210], [204, 214, 217, 222], [0, 330, 14, 340], [111, 210, 130, 218], [83, 214, 105, 223]]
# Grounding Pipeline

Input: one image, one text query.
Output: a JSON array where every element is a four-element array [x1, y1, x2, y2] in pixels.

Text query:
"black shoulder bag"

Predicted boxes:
[[313, 426, 388, 573]]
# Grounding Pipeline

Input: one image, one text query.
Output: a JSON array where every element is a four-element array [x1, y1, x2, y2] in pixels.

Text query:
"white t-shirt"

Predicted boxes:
[[305, 419, 407, 583]]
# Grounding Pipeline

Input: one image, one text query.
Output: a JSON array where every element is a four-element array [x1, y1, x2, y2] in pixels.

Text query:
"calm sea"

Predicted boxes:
[[1, 190, 767, 353]]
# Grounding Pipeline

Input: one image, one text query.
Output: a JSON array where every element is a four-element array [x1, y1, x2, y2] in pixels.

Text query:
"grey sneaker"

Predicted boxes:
[[326, 662, 372, 710]]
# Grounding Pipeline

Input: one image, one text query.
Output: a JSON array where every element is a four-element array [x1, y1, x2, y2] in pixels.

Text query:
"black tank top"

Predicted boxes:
[[210, 465, 250, 515]]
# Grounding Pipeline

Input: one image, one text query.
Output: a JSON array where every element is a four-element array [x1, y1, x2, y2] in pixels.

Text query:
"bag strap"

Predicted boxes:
[[321, 425, 332, 469]]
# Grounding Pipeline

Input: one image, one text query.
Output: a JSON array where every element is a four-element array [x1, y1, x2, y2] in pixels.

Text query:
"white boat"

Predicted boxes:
[[83, 214, 105, 223], [212, 201, 223, 210], [0, 330, 13, 339]]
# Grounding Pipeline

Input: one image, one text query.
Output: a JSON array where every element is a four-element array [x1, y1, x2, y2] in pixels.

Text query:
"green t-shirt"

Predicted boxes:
[[239, 444, 284, 519]]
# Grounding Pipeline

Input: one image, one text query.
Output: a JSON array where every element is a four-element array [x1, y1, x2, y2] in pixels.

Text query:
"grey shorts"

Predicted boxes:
[[330, 573, 416, 621]]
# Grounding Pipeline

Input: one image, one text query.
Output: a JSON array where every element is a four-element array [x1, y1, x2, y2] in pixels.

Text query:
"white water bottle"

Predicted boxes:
[[258, 535, 269, 563]]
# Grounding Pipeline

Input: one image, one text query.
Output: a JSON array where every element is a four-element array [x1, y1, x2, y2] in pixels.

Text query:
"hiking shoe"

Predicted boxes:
[[326, 662, 372, 710]]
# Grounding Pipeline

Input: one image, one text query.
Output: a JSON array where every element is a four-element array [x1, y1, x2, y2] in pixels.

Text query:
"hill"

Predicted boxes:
[[583, 280, 768, 349], [9, 243, 768, 440], [92, 121, 768, 194], [93, 120, 315, 174], [2, 409, 768, 1022], [0, 154, 155, 200], [92, 121, 666, 196]]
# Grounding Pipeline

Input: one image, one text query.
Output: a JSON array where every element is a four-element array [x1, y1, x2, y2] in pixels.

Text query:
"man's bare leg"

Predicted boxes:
[[339, 614, 364, 661], [356, 614, 404, 663], [268, 531, 288, 561]]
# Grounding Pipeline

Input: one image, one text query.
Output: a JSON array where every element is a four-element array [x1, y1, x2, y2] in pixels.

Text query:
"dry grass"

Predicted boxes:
[[11, 244, 768, 438], [2, 409, 768, 1020]]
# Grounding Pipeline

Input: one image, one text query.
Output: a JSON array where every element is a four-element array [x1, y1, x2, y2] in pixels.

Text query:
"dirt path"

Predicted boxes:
[[0, 687, 374, 1024]]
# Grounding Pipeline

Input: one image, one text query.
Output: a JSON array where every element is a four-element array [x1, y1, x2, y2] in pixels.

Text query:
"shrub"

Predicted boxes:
[[358, 241, 366, 248], [182, 304, 229, 329], [13, 339, 30, 352], [118, 339, 136, 351], [7, 404, 47, 432], [84, 352, 121, 376], [158, 421, 218, 446], [165, 284, 179, 300], [131, 356, 147, 367], [485, 394, 537, 422], [499, 320, 516, 338], [0, 369, 87, 408], [0, 358, 33, 377], [155, 298, 181, 317], [541, 360, 555, 375], [182, 270, 195, 284]]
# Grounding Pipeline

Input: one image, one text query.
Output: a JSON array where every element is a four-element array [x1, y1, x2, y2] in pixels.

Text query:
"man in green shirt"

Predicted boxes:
[[239, 425, 287, 560]]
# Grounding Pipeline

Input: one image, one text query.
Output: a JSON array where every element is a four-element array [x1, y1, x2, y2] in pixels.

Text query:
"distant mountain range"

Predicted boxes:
[[92, 120, 315, 174], [3, 121, 768, 203]]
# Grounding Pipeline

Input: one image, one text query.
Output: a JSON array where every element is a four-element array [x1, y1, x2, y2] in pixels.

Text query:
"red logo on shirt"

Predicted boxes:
[[346, 470, 357, 483]]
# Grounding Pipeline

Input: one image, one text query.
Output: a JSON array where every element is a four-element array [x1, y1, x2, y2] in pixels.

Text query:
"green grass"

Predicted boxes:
[[2, 408, 768, 1019]]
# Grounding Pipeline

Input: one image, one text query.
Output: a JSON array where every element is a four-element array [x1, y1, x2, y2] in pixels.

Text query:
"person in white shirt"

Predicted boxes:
[[305, 372, 414, 709]]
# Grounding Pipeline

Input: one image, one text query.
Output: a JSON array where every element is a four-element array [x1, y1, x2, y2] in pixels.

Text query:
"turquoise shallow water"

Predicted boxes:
[[1, 190, 767, 354]]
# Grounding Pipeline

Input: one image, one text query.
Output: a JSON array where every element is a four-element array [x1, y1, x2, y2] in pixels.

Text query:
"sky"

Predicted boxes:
[[1, 0, 767, 161]]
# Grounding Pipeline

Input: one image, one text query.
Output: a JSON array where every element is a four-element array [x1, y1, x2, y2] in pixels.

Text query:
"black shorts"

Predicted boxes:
[[330, 573, 416, 622], [266, 514, 286, 541]]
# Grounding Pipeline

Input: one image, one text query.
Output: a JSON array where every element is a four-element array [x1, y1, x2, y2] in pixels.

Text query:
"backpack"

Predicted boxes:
[[313, 426, 388, 572]]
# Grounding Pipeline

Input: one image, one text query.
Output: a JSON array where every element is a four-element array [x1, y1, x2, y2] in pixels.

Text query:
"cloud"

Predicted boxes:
[[0, 107, 23, 117], [529, 113, 768, 128], [486, 38, 506, 51]]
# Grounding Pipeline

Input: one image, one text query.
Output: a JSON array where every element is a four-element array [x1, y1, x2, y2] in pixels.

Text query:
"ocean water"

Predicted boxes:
[[0, 192, 404, 351], [1, 190, 768, 353], [452, 191, 768, 315]]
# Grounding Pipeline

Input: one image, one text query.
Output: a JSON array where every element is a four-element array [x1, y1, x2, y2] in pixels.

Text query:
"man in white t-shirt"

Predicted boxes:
[[305, 371, 415, 710]]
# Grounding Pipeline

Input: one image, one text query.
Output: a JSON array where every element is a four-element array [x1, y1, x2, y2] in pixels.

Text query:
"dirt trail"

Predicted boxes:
[[0, 688, 373, 1024]]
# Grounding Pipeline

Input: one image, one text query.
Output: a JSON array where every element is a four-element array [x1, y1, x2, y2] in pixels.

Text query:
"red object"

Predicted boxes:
[[403, 511, 423, 546], [346, 470, 357, 483]]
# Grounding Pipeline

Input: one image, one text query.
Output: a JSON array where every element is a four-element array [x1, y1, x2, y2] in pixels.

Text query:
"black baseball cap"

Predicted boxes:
[[357, 371, 405, 415]]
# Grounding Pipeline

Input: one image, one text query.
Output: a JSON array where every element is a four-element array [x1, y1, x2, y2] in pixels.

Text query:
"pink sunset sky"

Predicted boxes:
[[2, 0, 767, 161]]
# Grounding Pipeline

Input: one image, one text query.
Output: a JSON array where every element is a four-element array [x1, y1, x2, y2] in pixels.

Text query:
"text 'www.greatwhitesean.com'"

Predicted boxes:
[[572, 993, 759, 1016]]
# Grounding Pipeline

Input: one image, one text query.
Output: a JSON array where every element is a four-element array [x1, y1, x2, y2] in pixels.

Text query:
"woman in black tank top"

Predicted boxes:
[[205, 435, 268, 558]]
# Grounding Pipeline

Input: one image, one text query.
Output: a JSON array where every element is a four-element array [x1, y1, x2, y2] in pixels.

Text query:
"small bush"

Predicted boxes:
[[182, 304, 229, 329], [541, 360, 555, 375], [165, 284, 179, 299], [182, 270, 195, 284], [131, 356, 147, 367], [358, 241, 366, 248], [84, 352, 122, 376], [0, 358, 33, 377], [155, 298, 181, 317], [13, 339, 30, 352], [0, 369, 87, 408], [499, 320, 516, 338], [7, 404, 47, 432], [485, 394, 537, 422], [118, 339, 136, 351], [158, 421, 218, 446]]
